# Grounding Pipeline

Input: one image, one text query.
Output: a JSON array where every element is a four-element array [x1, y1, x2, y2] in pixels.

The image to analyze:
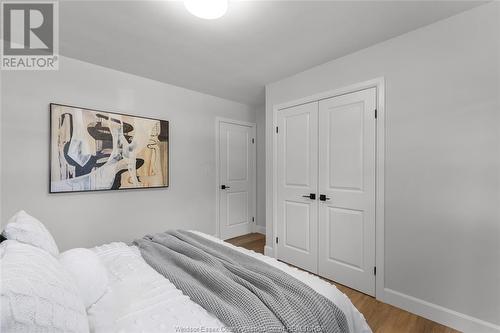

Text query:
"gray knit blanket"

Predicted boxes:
[[134, 230, 349, 333]]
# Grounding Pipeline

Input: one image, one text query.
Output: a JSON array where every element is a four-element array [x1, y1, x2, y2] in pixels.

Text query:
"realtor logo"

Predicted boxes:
[[1, 1, 59, 70]]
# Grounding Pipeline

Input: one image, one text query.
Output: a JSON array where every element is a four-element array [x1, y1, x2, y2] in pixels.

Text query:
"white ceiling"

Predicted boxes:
[[59, 1, 484, 106]]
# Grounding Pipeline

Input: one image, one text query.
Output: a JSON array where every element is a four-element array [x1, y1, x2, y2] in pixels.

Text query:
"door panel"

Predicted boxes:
[[277, 102, 318, 273], [327, 207, 364, 269], [284, 112, 311, 186], [318, 88, 376, 296], [284, 200, 311, 252], [328, 101, 364, 190], [219, 122, 255, 240], [227, 130, 248, 181], [227, 191, 248, 226]]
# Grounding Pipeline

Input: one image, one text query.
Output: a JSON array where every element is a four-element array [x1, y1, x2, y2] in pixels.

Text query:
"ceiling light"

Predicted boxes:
[[184, 0, 228, 20]]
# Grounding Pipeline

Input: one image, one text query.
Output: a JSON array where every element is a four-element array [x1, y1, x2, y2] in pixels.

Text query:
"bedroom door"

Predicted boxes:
[[276, 102, 319, 273], [318, 88, 377, 296], [218, 120, 256, 240]]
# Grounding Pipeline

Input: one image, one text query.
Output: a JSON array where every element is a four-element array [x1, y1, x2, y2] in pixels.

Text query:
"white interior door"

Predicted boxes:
[[318, 88, 377, 296], [277, 102, 318, 273], [219, 121, 256, 240]]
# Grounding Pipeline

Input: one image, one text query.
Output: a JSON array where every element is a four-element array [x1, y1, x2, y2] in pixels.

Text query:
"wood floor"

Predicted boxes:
[[226, 233, 460, 333]]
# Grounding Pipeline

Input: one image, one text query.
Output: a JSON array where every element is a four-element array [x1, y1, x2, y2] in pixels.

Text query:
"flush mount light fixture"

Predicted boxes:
[[184, 0, 228, 20]]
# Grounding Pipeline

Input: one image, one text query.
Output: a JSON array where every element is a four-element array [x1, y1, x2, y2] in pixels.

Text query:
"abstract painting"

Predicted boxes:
[[50, 104, 168, 193]]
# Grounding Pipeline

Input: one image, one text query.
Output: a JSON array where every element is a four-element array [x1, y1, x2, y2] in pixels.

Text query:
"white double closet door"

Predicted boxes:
[[277, 88, 376, 296]]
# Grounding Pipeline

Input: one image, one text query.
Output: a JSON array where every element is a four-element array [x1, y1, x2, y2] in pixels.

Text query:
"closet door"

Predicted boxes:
[[318, 88, 377, 296], [277, 102, 318, 273]]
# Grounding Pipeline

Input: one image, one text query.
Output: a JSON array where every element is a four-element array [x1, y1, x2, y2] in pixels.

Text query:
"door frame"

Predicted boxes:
[[215, 117, 257, 239], [271, 77, 385, 299]]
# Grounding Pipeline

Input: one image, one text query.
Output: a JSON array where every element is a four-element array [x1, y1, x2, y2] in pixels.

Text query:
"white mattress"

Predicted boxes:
[[88, 232, 372, 333]]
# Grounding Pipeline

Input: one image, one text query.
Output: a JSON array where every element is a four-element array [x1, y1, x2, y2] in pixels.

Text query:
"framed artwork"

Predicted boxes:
[[50, 103, 169, 193]]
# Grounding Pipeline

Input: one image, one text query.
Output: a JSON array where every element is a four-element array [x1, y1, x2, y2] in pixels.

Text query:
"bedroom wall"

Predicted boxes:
[[266, 2, 499, 332], [255, 104, 266, 232], [1, 56, 256, 251]]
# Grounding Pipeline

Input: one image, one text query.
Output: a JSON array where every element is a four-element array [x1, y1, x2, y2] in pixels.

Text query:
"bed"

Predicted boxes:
[[1, 211, 371, 333]]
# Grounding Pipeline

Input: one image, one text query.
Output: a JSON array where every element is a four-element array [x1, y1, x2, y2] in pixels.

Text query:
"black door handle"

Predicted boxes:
[[319, 194, 331, 201], [302, 193, 316, 200], [221, 185, 230, 190]]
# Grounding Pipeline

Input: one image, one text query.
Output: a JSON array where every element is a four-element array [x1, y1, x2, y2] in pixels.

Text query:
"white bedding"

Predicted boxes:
[[88, 232, 372, 333]]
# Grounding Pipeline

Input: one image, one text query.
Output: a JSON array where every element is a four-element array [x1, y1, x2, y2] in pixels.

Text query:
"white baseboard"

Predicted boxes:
[[382, 288, 500, 333], [253, 224, 266, 235]]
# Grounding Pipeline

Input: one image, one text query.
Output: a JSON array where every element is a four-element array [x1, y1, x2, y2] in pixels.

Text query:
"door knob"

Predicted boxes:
[[302, 193, 316, 200], [220, 185, 230, 190], [319, 194, 331, 201]]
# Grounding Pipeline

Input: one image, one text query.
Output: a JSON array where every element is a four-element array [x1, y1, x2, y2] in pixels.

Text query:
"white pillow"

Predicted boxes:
[[3, 210, 59, 256], [0, 240, 89, 333], [59, 248, 109, 309]]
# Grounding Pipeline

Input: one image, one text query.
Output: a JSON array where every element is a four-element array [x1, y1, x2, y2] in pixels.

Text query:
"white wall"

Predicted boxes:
[[1, 56, 255, 251], [255, 104, 266, 232], [266, 3, 499, 332]]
